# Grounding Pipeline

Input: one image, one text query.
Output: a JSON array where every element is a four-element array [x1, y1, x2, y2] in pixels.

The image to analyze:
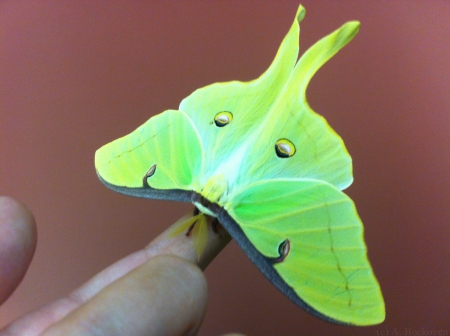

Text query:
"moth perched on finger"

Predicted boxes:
[[95, 5, 385, 326]]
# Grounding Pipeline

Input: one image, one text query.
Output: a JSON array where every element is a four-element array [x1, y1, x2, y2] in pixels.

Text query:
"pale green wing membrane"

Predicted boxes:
[[95, 4, 385, 326], [180, 7, 358, 191], [179, 6, 304, 185], [95, 110, 203, 200], [235, 21, 360, 191], [223, 179, 385, 326]]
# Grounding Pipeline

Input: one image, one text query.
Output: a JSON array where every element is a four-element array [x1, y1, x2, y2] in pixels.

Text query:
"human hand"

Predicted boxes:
[[0, 196, 244, 336]]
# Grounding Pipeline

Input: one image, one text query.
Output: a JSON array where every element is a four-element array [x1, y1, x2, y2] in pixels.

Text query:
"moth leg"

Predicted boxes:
[[193, 206, 200, 216], [185, 207, 200, 236], [185, 220, 197, 237]]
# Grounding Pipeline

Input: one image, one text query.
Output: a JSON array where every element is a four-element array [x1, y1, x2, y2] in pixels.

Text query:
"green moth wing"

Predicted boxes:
[[180, 7, 357, 191], [95, 109, 204, 201], [239, 21, 360, 191], [95, 4, 385, 326], [178, 6, 303, 189], [221, 179, 385, 326]]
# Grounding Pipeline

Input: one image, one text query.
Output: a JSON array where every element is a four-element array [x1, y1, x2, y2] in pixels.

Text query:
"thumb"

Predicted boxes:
[[0, 196, 37, 305]]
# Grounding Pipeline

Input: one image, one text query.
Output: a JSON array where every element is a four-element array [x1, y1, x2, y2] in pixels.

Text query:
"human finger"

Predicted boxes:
[[1, 212, 230, 335], [41, 255, 208, 336], [0, 196, 37, 305]]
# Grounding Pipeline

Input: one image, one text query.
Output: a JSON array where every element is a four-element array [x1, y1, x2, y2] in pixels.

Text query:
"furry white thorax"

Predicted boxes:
[[201, 140, 250, 205]]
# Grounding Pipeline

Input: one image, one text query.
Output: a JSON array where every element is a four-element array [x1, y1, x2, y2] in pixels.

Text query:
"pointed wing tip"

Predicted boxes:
[[363, 311, 386, 326], [342, 20, 361, 38], [348, 20, 361, 28], [296, 5, 306, 23], [94, 147, 107, 178], [94, 144, 130, 188], [94, 146, 113, 183], [94, 146, 104, 169], [376, 312, 386, 325]]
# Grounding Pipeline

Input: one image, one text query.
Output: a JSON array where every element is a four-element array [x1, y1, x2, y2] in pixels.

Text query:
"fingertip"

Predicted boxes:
[[42, 254, 209, 336], [0, 196, 37, 234], [0, 196, 37, 253], [0, 196, 37, 304]]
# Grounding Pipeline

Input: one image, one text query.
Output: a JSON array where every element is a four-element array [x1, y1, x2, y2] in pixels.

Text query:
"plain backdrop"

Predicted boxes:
[[1, 1, 449, 335]]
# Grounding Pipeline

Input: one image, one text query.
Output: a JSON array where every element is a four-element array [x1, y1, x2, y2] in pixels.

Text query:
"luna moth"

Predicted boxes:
[[95, 5, 385, 326]]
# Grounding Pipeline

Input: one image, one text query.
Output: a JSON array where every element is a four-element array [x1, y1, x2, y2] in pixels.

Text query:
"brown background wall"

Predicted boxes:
[[1, 1, 448, 335]]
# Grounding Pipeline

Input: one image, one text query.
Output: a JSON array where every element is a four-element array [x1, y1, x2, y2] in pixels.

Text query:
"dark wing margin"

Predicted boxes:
[[216, 207, 349, 325], [97, 173, 194, 203]]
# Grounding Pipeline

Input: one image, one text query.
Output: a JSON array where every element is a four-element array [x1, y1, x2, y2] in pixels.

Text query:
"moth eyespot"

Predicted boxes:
[[278, 239, 291, 260], [214, 111, 233, 127], [142, 164, 157, 187], [275, 139, 296, 158], [267, 239, 291, 264]]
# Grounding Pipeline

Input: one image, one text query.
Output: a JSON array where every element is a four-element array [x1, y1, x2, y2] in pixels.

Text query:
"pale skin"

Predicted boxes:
[[0, 196, 245, 336]]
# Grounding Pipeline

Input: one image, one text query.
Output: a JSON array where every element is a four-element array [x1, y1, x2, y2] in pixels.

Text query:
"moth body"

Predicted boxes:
[[95, 5, 385, 326]]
